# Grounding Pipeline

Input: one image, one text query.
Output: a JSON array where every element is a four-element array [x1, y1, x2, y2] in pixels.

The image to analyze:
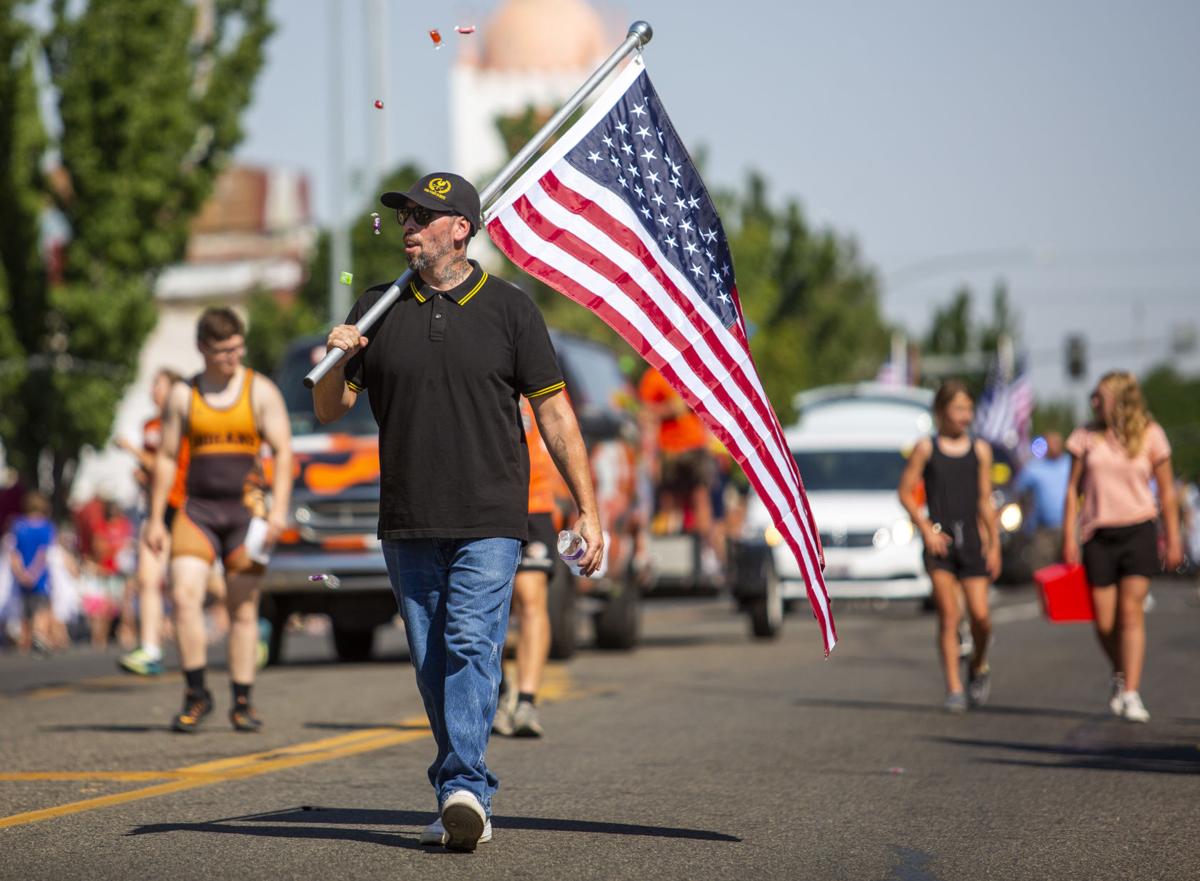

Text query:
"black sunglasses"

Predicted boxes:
[[395, 205, 456, 227]]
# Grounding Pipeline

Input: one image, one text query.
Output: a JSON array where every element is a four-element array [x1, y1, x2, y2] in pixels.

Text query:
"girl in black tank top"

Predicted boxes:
[[898, 380, 1001, 713]]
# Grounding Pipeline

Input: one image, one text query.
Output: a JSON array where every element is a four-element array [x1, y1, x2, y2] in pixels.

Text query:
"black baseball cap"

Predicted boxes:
[[381, 172, 481, 234]]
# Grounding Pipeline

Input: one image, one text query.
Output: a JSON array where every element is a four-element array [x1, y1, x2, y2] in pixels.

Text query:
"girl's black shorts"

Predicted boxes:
[[1082, 520, 1158, 586]]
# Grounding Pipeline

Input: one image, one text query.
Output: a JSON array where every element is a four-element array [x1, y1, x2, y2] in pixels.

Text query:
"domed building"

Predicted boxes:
[[450, 0, 612, 189]]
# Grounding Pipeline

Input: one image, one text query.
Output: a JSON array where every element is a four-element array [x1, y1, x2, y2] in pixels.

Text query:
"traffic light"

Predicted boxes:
[[1065, 334, 1087, 380]]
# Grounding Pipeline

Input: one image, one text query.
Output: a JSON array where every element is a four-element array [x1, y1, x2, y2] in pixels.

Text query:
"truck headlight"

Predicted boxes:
[[872, 527, 891, 549], [764, 526, 784, 547], [999, 503, 1023, 533], [891, 519, 915, 545], [294, 506, 312, 524]]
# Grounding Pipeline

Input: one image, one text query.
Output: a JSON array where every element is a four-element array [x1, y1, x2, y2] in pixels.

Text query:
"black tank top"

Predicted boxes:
[[922, 434, 978, 527]]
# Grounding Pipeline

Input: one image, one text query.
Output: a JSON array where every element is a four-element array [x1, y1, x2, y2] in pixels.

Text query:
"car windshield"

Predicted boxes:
[[555, 336, 629, 411], [275, 341, 377, 437], [793, 449, 908, 492]]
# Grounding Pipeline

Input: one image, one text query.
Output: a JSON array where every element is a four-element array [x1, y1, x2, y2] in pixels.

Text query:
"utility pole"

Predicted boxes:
[[327, 0, 352, 323]]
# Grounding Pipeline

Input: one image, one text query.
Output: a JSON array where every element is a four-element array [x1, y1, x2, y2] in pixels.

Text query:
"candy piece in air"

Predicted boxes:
[[373, 99, 384, 109], [339, 272, 353, 285], [429, 28, 442, 48], [455, 25, 476, 35]]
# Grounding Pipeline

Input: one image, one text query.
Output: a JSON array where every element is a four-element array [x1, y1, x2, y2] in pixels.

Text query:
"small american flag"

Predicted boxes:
[[486, 56, 836, 654], [975, 361, 1035, 454]]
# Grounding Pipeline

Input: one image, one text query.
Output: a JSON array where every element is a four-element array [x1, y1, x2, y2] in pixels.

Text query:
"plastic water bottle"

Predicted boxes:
[[557, 529, 609, 579], [558, 530, 587, 576]]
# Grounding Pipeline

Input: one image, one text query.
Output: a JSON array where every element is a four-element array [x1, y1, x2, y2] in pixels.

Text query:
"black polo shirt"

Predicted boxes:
[[343, 260, 564, 541]]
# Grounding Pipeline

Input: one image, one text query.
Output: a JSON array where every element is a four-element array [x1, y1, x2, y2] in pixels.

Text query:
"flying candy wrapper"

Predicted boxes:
[[339, 271, 353, 285], [428, 28, 442, 48], [454, 25, 476, 35], [374, 99, 384, 109], [370, 212, 381, 236], [309, 573, 341, 590]]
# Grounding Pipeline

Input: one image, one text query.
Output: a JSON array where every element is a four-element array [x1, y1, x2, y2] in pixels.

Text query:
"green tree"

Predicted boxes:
[[1142, 365, 1200, 481], [0, 0, 273, 508], [921, 279, 1017, 396]]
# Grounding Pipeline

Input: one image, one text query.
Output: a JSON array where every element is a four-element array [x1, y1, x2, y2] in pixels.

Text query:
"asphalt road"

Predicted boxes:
[[1, 580, 1198, 881]]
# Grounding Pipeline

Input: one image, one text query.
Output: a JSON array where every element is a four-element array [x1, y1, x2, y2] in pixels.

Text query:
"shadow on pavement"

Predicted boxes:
[[934, 735, 1200, 775], [794, 696, 1105, 722], [303, 722, 428, 732], [41, 723, 171, 733], [130, 805, 742, 844]]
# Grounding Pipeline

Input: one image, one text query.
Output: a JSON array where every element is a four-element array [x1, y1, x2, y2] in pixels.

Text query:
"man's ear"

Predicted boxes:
[[452, 216, 474, 247]]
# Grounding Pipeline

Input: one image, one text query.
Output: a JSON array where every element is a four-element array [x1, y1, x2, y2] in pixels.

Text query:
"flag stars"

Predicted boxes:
[[657, 214, 672, 228], [618, 175, 629, 189], [674, 196, 687, 210], [602, 135, 614, 149], [665, 234, 678, 247], [646, 170, 661, 185], [700, 228, 718, 244], [679, 219, 694, 233], [587, 150, 602, 164], [683, 240, 699, 255], [640, 205, 652, 220], [687, 195, 701, 210], [631, 102, 647, 118], [656, 128, 665, 143], [651, 192, 666, 207], [634, 183, 645, 200], [627, 162, 639, 176], [670, 175, 682, 191], [609, 154, 620, 168], [717, 291, 731, 303], [636, 125, 651, 140], [621, 142, 634, 156], [615, 121, 629, 135], [641, 147, 657, 162], [711, 268, 722, 282], [722, 262, 730, 277], [668, 158, 682, 176], [690, 263, 704, 278], [705, 249, 714, 261]]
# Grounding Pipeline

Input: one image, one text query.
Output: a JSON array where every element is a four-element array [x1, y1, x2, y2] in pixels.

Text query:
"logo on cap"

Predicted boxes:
[[425, 177, 452, 200]]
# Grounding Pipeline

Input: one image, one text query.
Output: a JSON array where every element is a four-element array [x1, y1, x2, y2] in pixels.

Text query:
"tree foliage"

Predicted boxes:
[[921, 279, 1018, 396], [0, 0, 273, 506], [1141, 365, 1200, 481]]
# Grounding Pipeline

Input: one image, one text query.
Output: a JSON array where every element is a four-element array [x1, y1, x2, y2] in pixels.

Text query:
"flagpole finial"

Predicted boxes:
[[628, 20, 653, 47]]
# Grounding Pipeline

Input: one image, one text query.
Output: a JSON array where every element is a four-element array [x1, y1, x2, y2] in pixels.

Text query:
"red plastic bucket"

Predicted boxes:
[[1033, 563, 1094, 622]]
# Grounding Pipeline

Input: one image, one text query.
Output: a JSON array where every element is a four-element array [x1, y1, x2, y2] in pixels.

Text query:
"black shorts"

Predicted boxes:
[[924, 520, 988, 580], [1083, 520, 1158, 586], [164, 503, 178, 532], [20, 591, 50, 620], [518, 512, 556, 573]]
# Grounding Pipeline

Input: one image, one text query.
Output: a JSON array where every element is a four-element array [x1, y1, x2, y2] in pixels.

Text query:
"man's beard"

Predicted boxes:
[[407, 238, 450, 272]]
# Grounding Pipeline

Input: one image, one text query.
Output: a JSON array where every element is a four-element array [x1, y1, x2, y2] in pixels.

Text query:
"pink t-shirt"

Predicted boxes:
[[1066, 422, 1171, 542]]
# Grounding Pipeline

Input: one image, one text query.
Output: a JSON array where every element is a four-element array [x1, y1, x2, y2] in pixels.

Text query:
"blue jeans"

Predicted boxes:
[[382, 537, 521, 816]]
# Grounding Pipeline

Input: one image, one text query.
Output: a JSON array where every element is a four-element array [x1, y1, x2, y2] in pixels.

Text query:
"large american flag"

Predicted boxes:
[[486, 56, 836, 654]]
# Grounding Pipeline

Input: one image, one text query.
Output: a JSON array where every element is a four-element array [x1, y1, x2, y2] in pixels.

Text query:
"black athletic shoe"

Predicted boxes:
[[229, 699, 263, 732], [172, 689, 214, 733]]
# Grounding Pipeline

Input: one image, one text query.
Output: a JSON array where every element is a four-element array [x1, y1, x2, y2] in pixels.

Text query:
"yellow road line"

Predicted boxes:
[[0, 662, 590, 831]]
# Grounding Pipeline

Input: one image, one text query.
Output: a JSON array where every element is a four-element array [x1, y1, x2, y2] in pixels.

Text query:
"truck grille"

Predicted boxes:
[[819, 531, 877, 549], [299, 499, 379, 536]]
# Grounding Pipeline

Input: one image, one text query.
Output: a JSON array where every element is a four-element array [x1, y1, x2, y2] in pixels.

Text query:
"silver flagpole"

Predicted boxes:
[[304, 20, 654, 389]]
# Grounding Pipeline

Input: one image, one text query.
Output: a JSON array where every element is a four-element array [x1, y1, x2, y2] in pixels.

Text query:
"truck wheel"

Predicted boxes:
[[749, 565, 784, 640], [332, 626, 376, 662], [593, 571, 641, 650], [547, 561, 577, 660]]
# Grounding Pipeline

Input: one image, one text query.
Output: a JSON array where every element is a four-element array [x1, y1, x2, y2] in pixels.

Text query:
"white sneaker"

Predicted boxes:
[[1108, 674, 1125, 716], [1120, 690, 1150, 723], [439, 790, 488, 851], [419, 816, 493, 846]]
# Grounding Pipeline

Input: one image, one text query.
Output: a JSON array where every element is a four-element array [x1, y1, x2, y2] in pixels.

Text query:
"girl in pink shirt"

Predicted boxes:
[[1062, 371, 1182, 723]]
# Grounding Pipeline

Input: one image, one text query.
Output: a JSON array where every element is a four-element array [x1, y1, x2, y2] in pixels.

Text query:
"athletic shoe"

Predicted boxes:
[[229, 700, 264, 732], [440, 790, 487, 852], [492, 692, 515, 736], [966, 664, 991, 708], [944, 691, 968, 714], [171, 689, 214, 733], [419, 816, 493, 846], [1109, 673, 1125, 716], [119, 647, 164, 676], [511, 700, 544, 737], [1120, 691, 1150, 723]]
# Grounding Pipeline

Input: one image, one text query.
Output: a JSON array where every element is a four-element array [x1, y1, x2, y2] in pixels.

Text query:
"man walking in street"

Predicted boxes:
[[313, 172, 603, 852], [145, 308, 293, 733], [1014, 431, 1071, 570]]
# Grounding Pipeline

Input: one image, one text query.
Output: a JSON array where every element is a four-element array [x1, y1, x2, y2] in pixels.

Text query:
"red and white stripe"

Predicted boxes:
[[485, 59, 836, 654]]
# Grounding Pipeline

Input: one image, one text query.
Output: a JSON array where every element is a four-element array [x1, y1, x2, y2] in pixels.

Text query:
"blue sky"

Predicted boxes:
[[238, 1, 1200, 402]]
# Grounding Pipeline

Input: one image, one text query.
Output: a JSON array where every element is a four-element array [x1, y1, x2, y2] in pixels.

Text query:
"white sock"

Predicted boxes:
[[143, 645, 162, 661]]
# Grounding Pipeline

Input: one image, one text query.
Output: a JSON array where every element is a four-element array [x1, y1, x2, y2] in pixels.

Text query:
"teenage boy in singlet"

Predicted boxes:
[[144, 308, 293, 732]]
